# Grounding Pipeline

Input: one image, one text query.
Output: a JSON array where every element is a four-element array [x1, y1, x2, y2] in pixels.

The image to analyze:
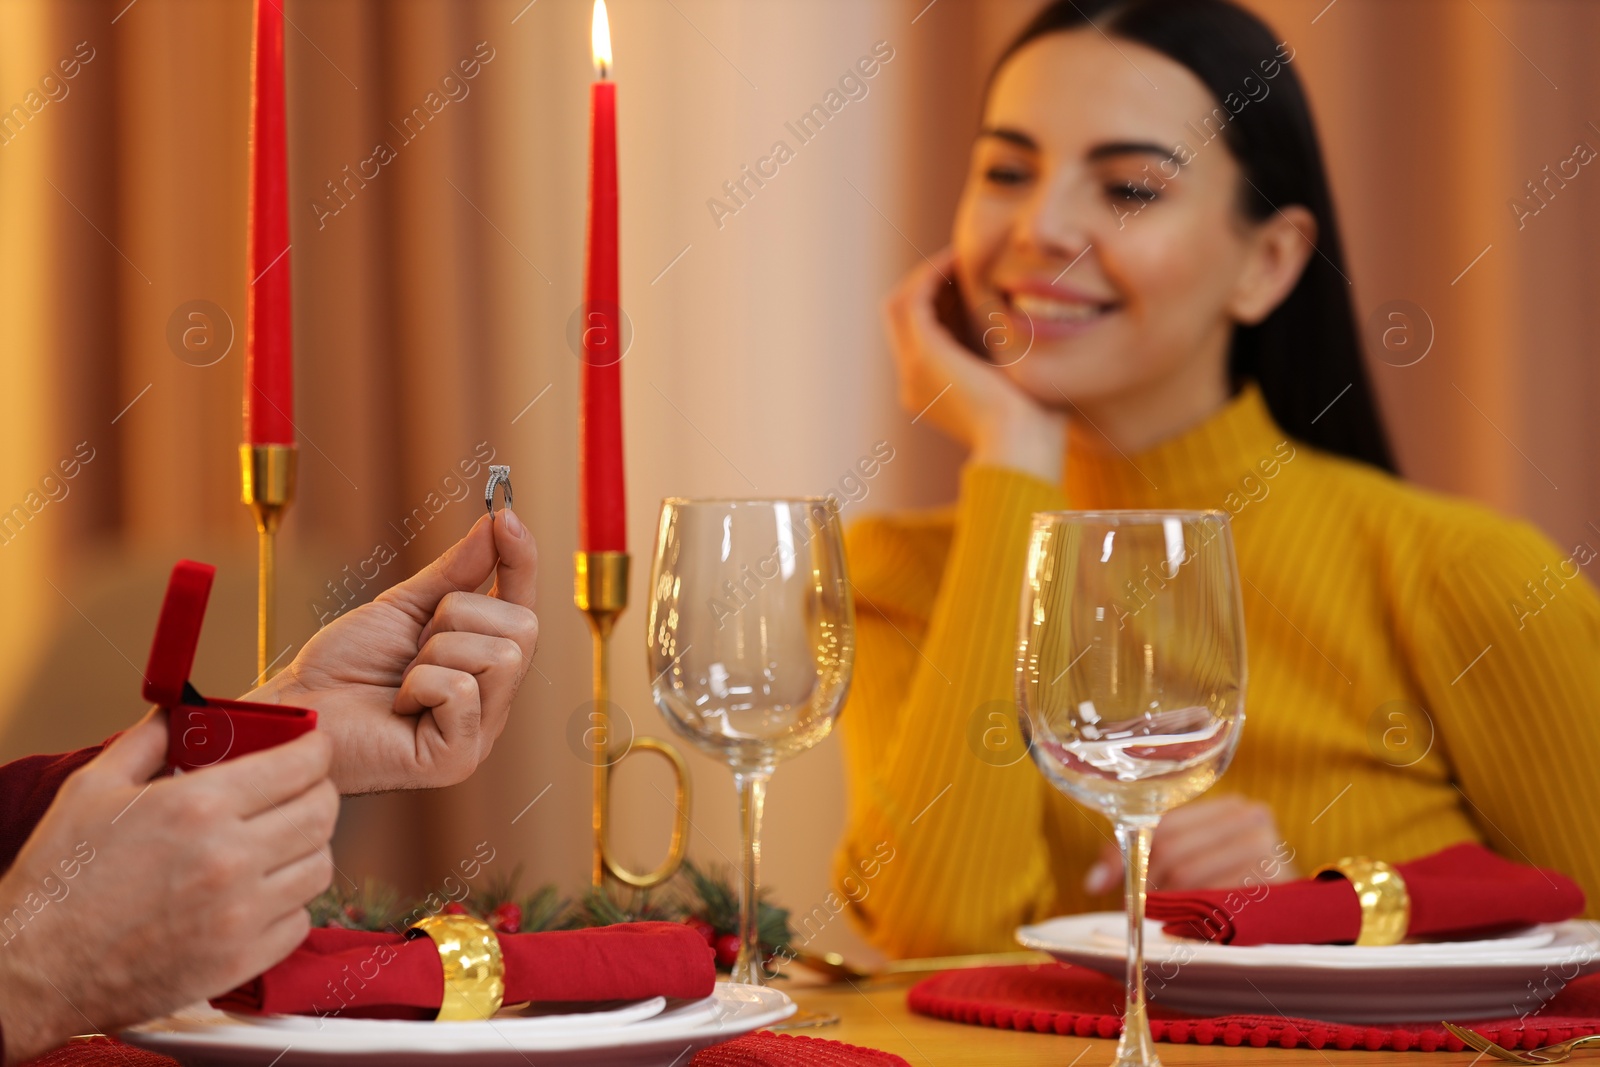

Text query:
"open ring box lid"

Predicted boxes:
[[144, 559, 317, 772]]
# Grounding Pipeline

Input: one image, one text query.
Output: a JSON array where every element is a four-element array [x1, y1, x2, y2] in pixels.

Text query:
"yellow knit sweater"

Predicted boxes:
[[834, 382, 1600, 957]]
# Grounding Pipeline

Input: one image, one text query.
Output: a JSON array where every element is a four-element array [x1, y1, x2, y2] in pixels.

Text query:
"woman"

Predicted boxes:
[[833, 0, 1600, 958]]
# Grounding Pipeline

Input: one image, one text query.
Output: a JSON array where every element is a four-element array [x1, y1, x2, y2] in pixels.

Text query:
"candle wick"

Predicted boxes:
[[597, 61, 609, 80]]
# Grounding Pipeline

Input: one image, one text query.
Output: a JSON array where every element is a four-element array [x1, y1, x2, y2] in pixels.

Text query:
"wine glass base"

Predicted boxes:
[[769, 1009, 840, 1030], [1110, 1052, 1163, 1067], [1111, 1020, 1163, 1067]]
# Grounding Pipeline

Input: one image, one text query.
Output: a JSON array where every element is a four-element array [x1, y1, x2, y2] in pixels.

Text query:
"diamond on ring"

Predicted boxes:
[[485, 465, 512, 518]]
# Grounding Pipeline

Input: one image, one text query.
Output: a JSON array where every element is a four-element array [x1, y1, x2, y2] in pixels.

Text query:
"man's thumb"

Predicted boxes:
[[380, 514, 497, 623]]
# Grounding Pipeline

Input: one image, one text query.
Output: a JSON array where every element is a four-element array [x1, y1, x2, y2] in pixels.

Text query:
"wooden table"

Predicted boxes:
[[791, 979, 1466, 1067]]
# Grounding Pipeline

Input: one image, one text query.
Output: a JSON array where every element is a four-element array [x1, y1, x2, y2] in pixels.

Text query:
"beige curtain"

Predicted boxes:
[[1, 0, 1595, 965]]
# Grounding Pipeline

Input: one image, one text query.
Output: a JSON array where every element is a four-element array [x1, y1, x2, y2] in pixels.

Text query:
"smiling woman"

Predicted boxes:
[[943, 0, 1384, 470], [833, 0, 1600, 959]]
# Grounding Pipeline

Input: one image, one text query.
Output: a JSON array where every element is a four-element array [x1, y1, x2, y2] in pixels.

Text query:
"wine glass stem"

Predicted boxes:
[[731, 767, 772, 986], [1114, 815, 1162, 1067]]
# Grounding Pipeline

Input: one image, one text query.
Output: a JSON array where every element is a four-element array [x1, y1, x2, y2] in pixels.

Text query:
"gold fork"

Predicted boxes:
[[1442, 1021, 1600, 1064]]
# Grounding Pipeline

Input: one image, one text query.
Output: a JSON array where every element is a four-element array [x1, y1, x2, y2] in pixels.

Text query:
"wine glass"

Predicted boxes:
[[1017, 510, 1246, 1067], [646, 498, 854, 985]]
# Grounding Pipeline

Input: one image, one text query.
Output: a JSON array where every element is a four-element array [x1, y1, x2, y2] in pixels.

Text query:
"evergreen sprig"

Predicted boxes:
[[519, 884, 576, 933], [308, 879, 401, 932], [304, 857, 797, 954], [471, 865, 577, 933], [678, 859, 793, 953], [573, 883, 682, 927]]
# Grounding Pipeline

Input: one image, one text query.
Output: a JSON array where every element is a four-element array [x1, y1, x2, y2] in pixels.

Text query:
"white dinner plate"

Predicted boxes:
[[121, 983, 796, 1066], [236, 996, 670, 1034], [1017, 913, 1600, 1022]]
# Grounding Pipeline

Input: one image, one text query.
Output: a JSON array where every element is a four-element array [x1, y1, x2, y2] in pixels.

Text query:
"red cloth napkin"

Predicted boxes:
[[1146, 842, 1585, 945], [213, 921, 715, 1017]]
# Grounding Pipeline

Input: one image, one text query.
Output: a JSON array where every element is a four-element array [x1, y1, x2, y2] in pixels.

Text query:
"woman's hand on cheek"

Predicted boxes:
[[1083, 795, 1301, 896], [886, 247, 1067, 484]]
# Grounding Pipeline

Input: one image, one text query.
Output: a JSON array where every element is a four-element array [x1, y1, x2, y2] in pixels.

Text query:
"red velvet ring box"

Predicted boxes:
[[144, 559, 317, 772]]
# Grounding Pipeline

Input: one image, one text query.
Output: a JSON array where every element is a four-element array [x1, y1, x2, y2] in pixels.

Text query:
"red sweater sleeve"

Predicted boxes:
[[0, 744, 105, 876]]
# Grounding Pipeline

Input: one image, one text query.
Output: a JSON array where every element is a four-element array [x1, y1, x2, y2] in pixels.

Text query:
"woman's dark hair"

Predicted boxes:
[[996, 0, 1396, 473]]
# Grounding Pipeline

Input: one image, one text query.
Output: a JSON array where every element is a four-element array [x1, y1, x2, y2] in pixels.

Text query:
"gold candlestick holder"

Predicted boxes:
[[241, 444, 297, 683], [574, 550, 691, 889]]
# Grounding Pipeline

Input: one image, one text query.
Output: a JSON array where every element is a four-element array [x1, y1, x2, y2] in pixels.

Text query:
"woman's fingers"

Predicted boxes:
[[1085, 797, 1291, 895], [1149, 797, 1273, 886], [903, 249, 961, 335], [1084, 839, 1123, 895], [887, 250, 962, 378], [1158, 793, 1257, 834], [882, 244, 1066, 479], [1162, 821, 1282, 889], [898, 251, 969, 376]]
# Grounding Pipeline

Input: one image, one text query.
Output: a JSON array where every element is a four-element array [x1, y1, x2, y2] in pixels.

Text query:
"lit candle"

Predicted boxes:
[[244, 0, 294, 446], [581, 0, 626, 552]]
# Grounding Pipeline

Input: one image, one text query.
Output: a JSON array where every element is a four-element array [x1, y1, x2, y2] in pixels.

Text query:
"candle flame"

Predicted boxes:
[[592, 0, 612, 78]]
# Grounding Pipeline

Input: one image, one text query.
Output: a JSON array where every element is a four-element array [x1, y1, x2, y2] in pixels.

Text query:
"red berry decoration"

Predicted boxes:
[[441, 902, 469, 916], [491, 902, 523, 935], [683, 917, 716, 947], [714, 933, 741, 969], [342, 905, 365, 927]]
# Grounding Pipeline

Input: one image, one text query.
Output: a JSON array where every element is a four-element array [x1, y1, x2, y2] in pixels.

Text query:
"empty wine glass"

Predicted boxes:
[[646, 498, 854, 985], [1017, 510, 1246, 1067]]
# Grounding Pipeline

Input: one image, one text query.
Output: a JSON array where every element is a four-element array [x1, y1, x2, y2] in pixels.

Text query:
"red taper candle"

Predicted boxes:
[[580, 0, 626, 552], [244, 0, 295, 446]]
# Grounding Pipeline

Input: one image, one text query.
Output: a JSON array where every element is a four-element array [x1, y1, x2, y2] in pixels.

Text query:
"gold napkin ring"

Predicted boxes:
[[407, 914, 506, 1020], [1312, 856, 1411, 946]]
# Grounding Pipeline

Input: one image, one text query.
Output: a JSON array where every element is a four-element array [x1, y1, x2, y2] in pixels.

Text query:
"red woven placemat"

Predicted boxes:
[[22, 1036, 180, 1066], [691, 1030, 910, 1066], [909, 964, 1600, 1052]]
